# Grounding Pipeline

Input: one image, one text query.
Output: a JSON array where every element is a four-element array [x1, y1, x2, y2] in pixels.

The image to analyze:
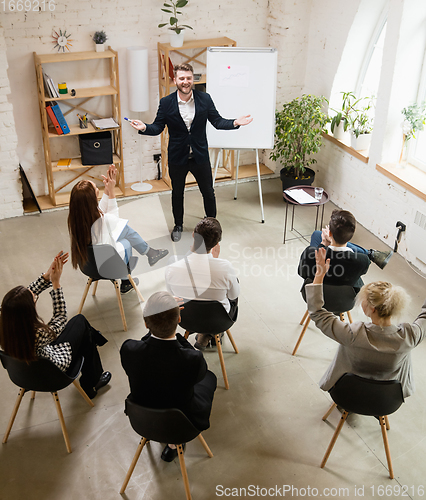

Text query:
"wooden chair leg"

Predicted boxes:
[[226, 329, 239, 354], [292, 317, 311, 356], [322, 402, 337, 421], [113, 280, 127, 331], [3, 388, 26, 444], [31, 391, 36, 399], [177, 444, 192, 500], [91, 281, 98, 296], [72, 380, 95, 408], [300, 309, 309, 325], [78, 278, 93, 314], [339, 313, 345, 322], [120, 437, 147, 494], [184, 331, 190, 340], [384, 415, 390, 430], [321, 410, 349, 468], [216, 333, 229, 390], [197, 433, 213, 458], [52, 392, 71, 453], [128, 274, 145, 303], [379, 416, 394, 479], [346, 310, 353, 323]]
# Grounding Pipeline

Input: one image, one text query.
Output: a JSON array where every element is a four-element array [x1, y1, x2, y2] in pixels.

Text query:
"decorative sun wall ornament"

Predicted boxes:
[[52, 29, 73, 52]]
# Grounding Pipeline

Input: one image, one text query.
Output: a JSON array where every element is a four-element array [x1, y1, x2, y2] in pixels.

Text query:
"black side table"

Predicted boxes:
[[282, 186, 329, 244]]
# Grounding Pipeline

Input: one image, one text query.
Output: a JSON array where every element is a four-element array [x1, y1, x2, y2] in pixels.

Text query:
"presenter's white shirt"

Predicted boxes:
[[177, 92, 195, 130], [91, 194, 128, 259], [165, 252, 239, 313]]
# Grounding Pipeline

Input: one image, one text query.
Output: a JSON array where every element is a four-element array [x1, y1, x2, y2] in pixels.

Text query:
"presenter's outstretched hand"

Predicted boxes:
[[234, 115, 253, 127], [130, 119, 147, 132]]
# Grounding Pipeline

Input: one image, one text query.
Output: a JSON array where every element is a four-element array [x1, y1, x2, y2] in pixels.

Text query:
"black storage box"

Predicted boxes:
[[79, 131, 113, 165]]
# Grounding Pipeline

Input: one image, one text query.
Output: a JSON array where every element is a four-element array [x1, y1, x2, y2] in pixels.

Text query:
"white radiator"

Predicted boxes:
[[410, 211, 426, 264]]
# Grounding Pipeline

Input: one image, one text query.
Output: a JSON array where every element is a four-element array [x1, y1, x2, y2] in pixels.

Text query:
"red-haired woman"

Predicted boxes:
[[68, 165, 168, 294], [0, 252, 111, 399]]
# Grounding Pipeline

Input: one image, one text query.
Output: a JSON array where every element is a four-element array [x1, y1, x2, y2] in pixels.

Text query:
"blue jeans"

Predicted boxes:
[[118, 224, 150, 263], [310, 230, 369, 254]]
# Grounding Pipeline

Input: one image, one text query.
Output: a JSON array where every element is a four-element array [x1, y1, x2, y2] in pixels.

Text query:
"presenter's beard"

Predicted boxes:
[[176, 82, 193, 95]]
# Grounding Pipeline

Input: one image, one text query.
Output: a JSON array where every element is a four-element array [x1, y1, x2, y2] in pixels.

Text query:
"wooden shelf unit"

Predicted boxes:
[[34, 47, 124, 206], [157, 37, 237, 187]]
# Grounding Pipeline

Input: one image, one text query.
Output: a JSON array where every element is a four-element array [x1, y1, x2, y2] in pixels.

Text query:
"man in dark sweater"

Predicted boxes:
[[120, 291, 217, 462], [298, 209, 392, 293]]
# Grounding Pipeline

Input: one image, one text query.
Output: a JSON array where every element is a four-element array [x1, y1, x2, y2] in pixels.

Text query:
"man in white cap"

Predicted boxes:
[[120, 291, 217, 462]]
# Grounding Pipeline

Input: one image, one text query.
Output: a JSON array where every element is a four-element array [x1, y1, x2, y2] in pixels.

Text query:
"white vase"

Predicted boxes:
[[350, 132, 372, 151], [95, 43, 105, 52], [169, 29, 185, 48], [333, 122, 346, 141]]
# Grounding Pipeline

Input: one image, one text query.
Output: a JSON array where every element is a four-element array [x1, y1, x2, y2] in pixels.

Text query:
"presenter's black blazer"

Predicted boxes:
[[139, 90, 237, 166], [120, 332, 213, 430], [298, 245, 370, 293]]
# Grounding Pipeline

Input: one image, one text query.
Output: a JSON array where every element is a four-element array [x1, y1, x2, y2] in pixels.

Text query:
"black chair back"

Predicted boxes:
[[0, 350, 83, 393], [302, 280, 356, 315], [179, 300, 234, 335], [80, 244, 138, 281], [125, 399, 200, 445], [329, 373, 404, 417]]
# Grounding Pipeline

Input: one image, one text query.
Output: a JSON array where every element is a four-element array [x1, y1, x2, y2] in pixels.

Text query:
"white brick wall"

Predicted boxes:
[[0, 0, 269, 219], [0, 26, 22, 220]]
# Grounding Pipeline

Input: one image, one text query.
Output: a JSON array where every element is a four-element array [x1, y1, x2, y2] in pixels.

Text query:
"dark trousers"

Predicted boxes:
[[169, 159, 216, 226], [52, 314, 106, 391]]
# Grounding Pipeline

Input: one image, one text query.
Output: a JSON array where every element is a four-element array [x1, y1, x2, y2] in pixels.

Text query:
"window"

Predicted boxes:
[[406, 55, 426, 172]]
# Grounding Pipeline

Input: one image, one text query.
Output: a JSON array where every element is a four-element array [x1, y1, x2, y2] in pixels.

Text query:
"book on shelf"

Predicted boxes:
[[160, 54, 175, 81], [56, 158, 72, 167], [50, 102, 70, 134], [46, 104, 63, 135], [42, 71, 59, 98], [91, 118, 119, 130]]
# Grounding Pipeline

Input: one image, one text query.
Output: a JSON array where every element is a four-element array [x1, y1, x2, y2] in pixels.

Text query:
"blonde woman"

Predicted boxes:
[[306, 247, 426, 397]]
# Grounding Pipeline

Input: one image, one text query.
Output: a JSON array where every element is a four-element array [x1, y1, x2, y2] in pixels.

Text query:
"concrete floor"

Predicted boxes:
[[1, 177, 425, 500]]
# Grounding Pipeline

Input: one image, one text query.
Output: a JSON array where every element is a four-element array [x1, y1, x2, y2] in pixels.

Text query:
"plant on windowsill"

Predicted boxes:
[[270, 94, 329, 191], [399, 101, 426, 165], [93, 30, 108, 52], [347, 94, 375, 151], [158, 0, 193, 48], [329, 91, 362, 140]]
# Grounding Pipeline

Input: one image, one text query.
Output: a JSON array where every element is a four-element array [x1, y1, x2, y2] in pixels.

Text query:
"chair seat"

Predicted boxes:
[[0, 351, 94, 453], [78, 244, 144, 331], [321, 373, 404, 479], [178, 300, 238, 390], [120, 399, 213, 499]]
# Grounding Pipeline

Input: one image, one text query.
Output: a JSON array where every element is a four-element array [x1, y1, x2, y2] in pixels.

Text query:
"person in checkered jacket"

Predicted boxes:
[[0, 251, 111, 399]]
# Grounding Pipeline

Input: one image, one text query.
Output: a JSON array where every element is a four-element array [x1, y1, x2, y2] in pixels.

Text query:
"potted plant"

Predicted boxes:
[[399, 101, 426, 164], [158, 0, 193, 48], [270, 94, 329, 191], [93, 30, 108, 52], [348, 97, 374, 151], [329, 91, 361, 141]]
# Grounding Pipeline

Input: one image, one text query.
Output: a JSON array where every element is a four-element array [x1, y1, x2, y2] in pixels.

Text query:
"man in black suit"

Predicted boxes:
[[120, 291, 217, 462], [131, 63, 252, 242], [298, 209, 371, 293]]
